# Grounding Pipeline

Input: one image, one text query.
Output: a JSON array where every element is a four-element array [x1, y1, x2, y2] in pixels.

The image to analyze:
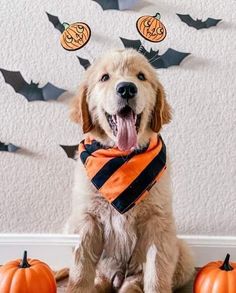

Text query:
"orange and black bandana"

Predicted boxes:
[[78, 135, 166, 214]]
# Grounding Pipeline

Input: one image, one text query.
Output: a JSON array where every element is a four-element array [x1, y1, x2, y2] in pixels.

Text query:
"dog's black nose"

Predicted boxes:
[[116, 82, 137, 99]]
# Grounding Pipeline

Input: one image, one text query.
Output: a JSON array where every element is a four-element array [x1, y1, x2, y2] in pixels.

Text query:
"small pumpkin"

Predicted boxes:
[[0, 251, 56, 293], [60, 22, 91, 51], [194, 253, 236, 293], [136, 13, 167, 42]]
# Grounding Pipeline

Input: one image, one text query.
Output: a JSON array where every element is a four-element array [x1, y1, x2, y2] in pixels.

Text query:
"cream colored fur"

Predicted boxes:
[[66, 49, 194, 293]]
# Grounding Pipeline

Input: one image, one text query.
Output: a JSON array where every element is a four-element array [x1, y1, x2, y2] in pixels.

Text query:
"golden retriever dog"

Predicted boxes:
[[65, 49, 194, 293]]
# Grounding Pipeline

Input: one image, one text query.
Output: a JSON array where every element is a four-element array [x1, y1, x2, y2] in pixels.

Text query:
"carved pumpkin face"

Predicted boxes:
[[60, 22, 91, 51], [136, 13, 167, 42]]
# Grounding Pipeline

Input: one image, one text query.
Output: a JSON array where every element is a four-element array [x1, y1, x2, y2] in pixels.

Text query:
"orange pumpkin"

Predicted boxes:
[[194, 254, 236, 293], [0, 251, 56, 293], [136, 13, 167, 42], [60, 22, 91, 51]]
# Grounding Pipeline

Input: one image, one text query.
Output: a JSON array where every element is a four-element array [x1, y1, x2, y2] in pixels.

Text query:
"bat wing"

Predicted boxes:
[[0, 142, 8, 151], [46, 12, 65, 33], [176, 13, 200, 29], [60, 144, 79, 159], [77, 56, 91, 70], [143, 48, 161, 67], [0, 142, 19, 152], [120, 38, 190, 69], [0, 68, 30, 94], [25, 86, 45, 101], [153, 49, 190, 69], [93, 0, 119, 10], [8, 143, 19, 152], [120, 37, 142, 51], [205, 18, 222, 28], [120, 38, 162, 68], [0, 69, 48, 101], [42, 83, 66, 101]]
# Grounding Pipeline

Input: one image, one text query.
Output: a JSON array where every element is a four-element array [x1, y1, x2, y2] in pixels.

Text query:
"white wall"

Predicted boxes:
[[0, 0, 235, 234]]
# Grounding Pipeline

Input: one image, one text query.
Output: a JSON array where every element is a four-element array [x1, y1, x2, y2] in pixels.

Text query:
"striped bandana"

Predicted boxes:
[[78, 135, 166, 214]]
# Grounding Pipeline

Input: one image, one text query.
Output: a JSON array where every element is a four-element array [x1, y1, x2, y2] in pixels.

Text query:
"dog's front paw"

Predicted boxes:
[[66, 286, 96, 293], [119, 284, 143, 293], [66, 279, 96, 293]]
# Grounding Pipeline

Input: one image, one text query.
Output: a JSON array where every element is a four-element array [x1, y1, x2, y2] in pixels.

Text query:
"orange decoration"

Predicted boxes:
[[194, 254, 236, 293], [136, 13, 167, 42], [0, 251, 56, 293], [60, 22, 91, 51]]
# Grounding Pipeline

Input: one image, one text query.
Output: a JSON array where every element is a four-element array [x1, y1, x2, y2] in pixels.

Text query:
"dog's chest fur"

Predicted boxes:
[[69, 157, 172, 264], [101, 203, 137, 263]]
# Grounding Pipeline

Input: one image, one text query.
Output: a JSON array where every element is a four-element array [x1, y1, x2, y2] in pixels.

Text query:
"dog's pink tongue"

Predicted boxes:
[[116, 112, 137, 151]]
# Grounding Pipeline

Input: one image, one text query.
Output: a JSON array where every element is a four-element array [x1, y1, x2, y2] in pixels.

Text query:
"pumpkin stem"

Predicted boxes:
[[62, 22, 70, 29], [219, 253, 234, 271], [19, 251, 31, 268], [154, 13, 161, 20]]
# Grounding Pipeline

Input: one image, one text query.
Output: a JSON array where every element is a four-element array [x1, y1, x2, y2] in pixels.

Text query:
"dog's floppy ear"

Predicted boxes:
[[70, 83, 93, 133], [150, 85, 172, 133]]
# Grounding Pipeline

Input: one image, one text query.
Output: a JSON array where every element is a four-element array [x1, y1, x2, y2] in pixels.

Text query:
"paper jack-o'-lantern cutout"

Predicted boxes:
[[136, 13, 167, 43], [46, 13, 91, 52], [60, 22, 91, 51]]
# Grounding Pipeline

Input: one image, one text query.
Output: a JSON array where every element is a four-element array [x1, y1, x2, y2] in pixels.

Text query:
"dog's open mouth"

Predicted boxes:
[[105, 105, 142, 151]]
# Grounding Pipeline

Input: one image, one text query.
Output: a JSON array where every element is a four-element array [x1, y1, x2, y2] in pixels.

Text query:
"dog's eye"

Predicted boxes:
[[101, 74, 110, 82], [137, 72, 146, 81]]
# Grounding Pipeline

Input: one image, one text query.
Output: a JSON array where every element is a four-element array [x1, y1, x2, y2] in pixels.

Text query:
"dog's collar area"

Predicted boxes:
[[87, 139, 149, 154], [78, 135, 167, 214]]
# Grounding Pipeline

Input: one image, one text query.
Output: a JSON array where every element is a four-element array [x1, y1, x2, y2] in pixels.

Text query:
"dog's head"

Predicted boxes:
[[71, 49, 171, 151]]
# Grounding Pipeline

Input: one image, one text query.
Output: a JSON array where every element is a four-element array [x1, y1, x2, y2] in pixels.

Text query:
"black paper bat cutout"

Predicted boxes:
[[46, 12, 65, 33], [0, 142, 19, 152], [176, 14, 222, 30], [60, 144, 79, 159], [93, 0, 138, 10], [120, 38, 190, 69], [0, 69, 66, 102], [77, 56, 91, 70]]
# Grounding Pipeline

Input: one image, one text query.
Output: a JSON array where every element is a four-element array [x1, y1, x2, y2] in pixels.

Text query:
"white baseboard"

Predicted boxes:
[[0, 234, 78, 270], [179, 235, 236, 267], [0, 234, 236, 269]]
